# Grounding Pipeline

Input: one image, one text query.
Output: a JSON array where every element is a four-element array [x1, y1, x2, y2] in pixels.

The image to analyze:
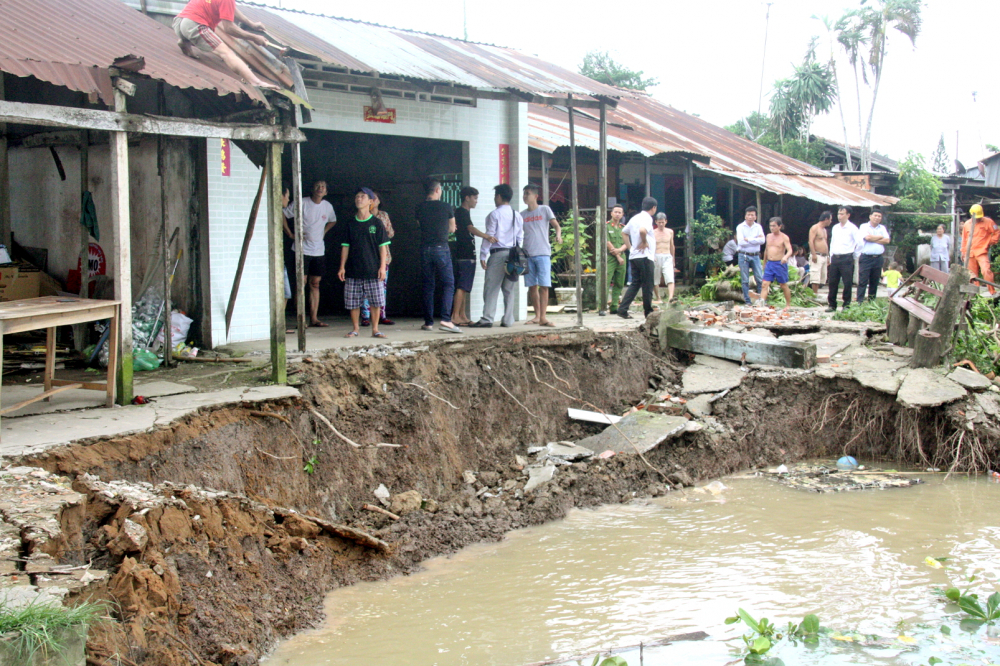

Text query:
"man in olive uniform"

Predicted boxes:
[[604, 204, 628, 313]]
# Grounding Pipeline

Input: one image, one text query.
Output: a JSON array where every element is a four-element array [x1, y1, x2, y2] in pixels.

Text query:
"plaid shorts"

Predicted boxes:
[[344, 278, 385, 310]]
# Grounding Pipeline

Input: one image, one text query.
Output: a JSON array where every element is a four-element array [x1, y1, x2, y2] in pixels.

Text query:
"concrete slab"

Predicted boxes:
[[576, 411, 688, 455], [0, 380, 197, 418], [662, 323, 816, 369], [851, 357, 909, 395], [896, 368, 966, 408], [948, 367, 992, 391], [682, 359, 745, 394], [813, 334, 859, 361], [524, 464, 556, 492], [0, 385, 300, 459], [976, 393, 999, 417], [545, 441, 594, 461], [686, 394, 713, 418]]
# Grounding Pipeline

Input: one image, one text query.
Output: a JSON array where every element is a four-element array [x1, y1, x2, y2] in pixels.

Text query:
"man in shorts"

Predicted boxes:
[[808, 211, 832, 294], [520, 184, 561, 326], [173, 0, 277, 89], [338, 188, 390, 339], [757, 217, 793, 309], [283, 181, 336, 327], [652, 213, 675, 303], [450, 187, 498, 325]]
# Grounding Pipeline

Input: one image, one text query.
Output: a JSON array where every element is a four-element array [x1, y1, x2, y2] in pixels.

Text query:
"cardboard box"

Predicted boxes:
[[0, 267, 41, 302]]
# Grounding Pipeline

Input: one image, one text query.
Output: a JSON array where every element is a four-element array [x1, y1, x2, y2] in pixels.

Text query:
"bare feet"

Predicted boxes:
[[251, 78, 280, 90]]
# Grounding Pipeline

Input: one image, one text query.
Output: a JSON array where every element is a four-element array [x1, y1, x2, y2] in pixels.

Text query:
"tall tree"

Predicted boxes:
[[578, 51, 658, 91], [931, 134, 950, 174], [768, 40, 837, 150], [814, 14, 854, 170], [856, 0, 923, 171], [835, 12, 869, 167]]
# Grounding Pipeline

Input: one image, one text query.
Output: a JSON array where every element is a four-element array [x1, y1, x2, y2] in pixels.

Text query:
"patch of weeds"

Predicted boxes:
[[832, 297, 889, 323], [0, 599, 104, 663], [590, 656, 628, 666], [303, 452, 319, 475], [725, 608, 820, 664]]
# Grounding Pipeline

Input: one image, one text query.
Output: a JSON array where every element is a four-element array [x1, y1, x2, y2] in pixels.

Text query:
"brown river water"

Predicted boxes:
[[263, 473, 1000, 666]]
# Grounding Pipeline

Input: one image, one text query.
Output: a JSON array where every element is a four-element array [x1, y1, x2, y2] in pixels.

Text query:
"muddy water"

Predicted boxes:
[[264, 474, 1000, 666]]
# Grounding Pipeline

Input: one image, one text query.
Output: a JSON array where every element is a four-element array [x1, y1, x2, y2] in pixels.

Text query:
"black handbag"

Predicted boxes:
[[504, 208, 527, 281]]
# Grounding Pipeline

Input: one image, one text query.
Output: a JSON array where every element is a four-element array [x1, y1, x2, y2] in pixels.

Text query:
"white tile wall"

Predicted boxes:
[[205, 90, 529, 345]]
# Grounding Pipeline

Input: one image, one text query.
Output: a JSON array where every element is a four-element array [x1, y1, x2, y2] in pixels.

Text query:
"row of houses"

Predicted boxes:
[[0, 0, 900, 402]]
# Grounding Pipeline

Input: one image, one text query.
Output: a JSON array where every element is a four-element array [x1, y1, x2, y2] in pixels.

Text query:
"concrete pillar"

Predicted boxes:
[[267, 143, 286, 384], [110, 88, 134, 404]]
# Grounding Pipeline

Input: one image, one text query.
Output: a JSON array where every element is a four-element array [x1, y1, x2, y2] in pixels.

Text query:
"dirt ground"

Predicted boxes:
[[6, 324, 999, 666]]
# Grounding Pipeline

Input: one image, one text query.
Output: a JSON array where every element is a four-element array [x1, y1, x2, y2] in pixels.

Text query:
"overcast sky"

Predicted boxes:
[[264, 0, 997, 169]]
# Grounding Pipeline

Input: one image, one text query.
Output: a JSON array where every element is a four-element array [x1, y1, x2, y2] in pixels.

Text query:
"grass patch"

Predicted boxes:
[[832, 298, 889, 323], [0, 598, 104, 663]]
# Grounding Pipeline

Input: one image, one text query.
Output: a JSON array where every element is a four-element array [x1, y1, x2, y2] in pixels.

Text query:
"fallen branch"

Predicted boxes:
[[274, 509, 391, 552], [255, 447, 298, 461], [402, 382, 459, 410], [488, 373, 538, 418], [248, 410, 291, 426], [362, 503, 400, 520]]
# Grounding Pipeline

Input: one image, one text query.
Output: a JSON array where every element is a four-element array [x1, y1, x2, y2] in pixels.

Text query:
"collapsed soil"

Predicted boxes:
[[12, 326, 1000, 666]]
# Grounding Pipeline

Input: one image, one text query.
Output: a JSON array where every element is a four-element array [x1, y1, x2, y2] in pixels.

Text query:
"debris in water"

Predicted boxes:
[[755, 463, 923, 493], [704, 480, 727, 495]]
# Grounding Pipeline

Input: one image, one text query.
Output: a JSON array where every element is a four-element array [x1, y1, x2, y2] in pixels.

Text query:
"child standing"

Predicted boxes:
[[883, 262, 903, 291], [338, 188, 390, 338]]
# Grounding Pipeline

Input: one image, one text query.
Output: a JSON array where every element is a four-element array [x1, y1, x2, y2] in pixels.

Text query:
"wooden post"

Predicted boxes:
[[949, 190, 958, 264], [886, 302, 910, 346], [157, 136, 172, 368], [912, 264, 971, 368], [568, 96, 582, 327], [683, 159, 695, 281], [73, 129, 90, 352], [540, 152, 549, 206], [728, 183, 735, 227], [0, 75, 9, 249], [596, 100, 608, 314], [756, 190, 762, 216], [110, 88, 133, 404], [267, 142, 287, 384], [291, 139, 306, 352], [643, 156, 651, 198]]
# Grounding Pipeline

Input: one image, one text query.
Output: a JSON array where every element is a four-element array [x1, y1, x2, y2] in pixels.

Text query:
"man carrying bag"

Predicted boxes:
[[470, 184, 524, 328]]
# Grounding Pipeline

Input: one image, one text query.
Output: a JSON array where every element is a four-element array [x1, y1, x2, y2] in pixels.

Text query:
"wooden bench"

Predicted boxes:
[[886, 264, 949, 346]]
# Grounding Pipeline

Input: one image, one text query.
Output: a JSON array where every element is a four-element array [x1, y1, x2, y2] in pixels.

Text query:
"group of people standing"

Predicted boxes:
[[603, 198, 677, 318]]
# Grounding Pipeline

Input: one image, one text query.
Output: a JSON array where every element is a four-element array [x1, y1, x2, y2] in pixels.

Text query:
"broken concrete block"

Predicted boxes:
[[390, 490, 423, 516], [682, 358, 744, 394], [545, 442, 594, 462], [948, 367, 992, 391], [462, 471, 477, 485], [976, 393, 999, 417], [576, 411, 689, 455], [686, 394, 713, 418], [897, 368, 966, 408], [524, 465, 556, 492], [661, 322, 816, 369]]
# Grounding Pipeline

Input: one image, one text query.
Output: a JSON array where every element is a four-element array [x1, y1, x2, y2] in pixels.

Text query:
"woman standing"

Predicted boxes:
[[360, 191, 395, 326], [930, 224, 951, 273]]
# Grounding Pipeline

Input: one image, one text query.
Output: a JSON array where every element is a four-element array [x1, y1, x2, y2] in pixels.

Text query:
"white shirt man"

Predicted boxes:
[[856, 209, 890, 303], [616, 197, 659, 319], [827, 206, 863, 311], [282, 180, 337, 326], [735, 208, 765, 305], [829, 218, 862, 257], [621, 210, 655, 260]]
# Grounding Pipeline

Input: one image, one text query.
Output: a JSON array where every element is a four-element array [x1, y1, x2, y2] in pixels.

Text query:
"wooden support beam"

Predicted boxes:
[[568, 95, 583, 327], [596, 100, 608, 314], [73, 129, 90, 353], [0, 76, 9, 249], [683, 159, 695, 281], [540, 151, 549, 206], [291, 136, 306, 352], [0, 100, 305, 143], [110, 88, 133, 405], [644, 156, 651, 198], [267, 143, 287, 385]]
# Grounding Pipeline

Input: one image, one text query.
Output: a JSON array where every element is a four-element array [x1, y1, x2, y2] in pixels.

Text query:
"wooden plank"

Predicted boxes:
[[111, 88, 133, 405], [913, 264, 973, 368], [50, 379, 110, 391], [912, 282, 944, 298], [916, 264, 950, 285], [0, 100, 305, 143], [0, 383, 84, 416], [890, 294, 934, 324], [267, 143, 287, 385], [44, 327, 55, 393], [0, 306, 119, 335], [105, 306, 118, 407]]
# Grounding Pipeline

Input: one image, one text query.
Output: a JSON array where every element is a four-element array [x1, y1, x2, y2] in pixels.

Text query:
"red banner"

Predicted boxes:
[[499, 144, 510, 184], [220, 138, 231, 177], [364, 106, 397, 123]]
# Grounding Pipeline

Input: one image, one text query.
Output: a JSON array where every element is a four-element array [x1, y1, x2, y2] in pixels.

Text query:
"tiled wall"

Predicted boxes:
[[205, 90, 528, 345]]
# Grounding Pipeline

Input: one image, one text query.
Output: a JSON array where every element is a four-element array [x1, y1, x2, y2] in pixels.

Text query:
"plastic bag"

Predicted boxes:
[[133, 349, 161, 371]]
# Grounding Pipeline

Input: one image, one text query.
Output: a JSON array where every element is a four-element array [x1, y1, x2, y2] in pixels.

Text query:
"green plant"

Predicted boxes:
[[945, 574, 1000, 624], [686, 195, 730, 276], [303, 454, 319, 475], [579, 51, 657, 91], [896, 151, 943, 213], [726, 609, 820, 663], [589, 656, 628, 666], [953, 295, 1000, 377], [764, 265, 822, 307], [832, 297, 889, 323], [0, 599, 104, 663], [551, 215, 593, 277]]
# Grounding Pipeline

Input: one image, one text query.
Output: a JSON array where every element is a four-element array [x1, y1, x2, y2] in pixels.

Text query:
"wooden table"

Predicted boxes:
[[0, 296, 120, 420]]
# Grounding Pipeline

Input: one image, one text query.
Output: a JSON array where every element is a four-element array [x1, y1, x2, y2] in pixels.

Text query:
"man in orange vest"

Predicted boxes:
[[961, 204, 1000, 293]]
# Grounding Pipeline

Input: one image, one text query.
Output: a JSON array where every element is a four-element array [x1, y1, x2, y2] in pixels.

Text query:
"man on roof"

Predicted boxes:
[[173, 0, 278, 89]]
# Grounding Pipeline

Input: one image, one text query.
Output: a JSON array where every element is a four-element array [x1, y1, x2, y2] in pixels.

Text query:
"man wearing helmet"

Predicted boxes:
[[961, 204, 999, 294]]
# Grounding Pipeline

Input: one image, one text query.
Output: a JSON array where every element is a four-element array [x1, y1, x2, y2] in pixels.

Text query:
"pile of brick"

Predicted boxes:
[[684, 304, 820, 329]]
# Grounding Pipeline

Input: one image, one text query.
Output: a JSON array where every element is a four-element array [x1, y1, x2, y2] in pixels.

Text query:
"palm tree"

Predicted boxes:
[[814, 14, 854, 170], [836, 11, 868, 169], [788, 58, 838, 144], [857, 0, 923, 171]]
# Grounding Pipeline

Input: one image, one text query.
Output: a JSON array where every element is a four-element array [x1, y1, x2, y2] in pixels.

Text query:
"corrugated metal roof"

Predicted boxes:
[[529, 94, 898, 207], [0, 0, 260, 105], [237, 3, 624, 98]]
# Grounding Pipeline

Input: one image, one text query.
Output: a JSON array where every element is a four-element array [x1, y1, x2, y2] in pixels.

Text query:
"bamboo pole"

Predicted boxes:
[[568, 95, 582, 326], [596, 101, 608, 314]]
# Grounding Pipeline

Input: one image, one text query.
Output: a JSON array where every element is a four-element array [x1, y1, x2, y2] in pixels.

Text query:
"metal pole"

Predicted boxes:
[[568, 95, 583, 327], [597, 100, 608, 315]]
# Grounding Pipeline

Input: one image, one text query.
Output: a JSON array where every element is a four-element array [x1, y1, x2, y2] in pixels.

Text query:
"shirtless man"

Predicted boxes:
[[808, 211, 833, 294], [652, 213, 675, 303], [758, 217, 793, 308]]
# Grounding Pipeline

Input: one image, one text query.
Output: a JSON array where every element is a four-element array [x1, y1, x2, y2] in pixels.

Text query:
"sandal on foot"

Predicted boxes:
[[372, 331, 387, 338], [345, 330, 358, 338]]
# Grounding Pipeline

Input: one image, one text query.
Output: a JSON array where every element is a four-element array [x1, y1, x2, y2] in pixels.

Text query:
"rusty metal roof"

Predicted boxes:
[[530, 94, 897, 207], [237, 3, 623, 99], [0, 0, 261, 105]]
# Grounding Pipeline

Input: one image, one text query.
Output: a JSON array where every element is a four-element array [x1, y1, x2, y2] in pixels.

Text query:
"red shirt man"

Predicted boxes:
[[177, 0, 236, 30]]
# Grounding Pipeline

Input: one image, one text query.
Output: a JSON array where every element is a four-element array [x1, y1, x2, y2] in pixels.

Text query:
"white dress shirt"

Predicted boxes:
[[829, 221, 862, 256], [736, 221, 766, 253], [479, 204, 524, 261], [858, 222, 890, 255], [622, 211, 656, 260]]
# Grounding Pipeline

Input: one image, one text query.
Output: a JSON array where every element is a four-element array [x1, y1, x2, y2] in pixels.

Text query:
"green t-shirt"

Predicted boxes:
[[606, 224, 624, 254]]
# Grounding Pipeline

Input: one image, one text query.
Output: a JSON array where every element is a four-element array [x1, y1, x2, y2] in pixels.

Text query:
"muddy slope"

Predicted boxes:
[[15, 328, 1000, 666]]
